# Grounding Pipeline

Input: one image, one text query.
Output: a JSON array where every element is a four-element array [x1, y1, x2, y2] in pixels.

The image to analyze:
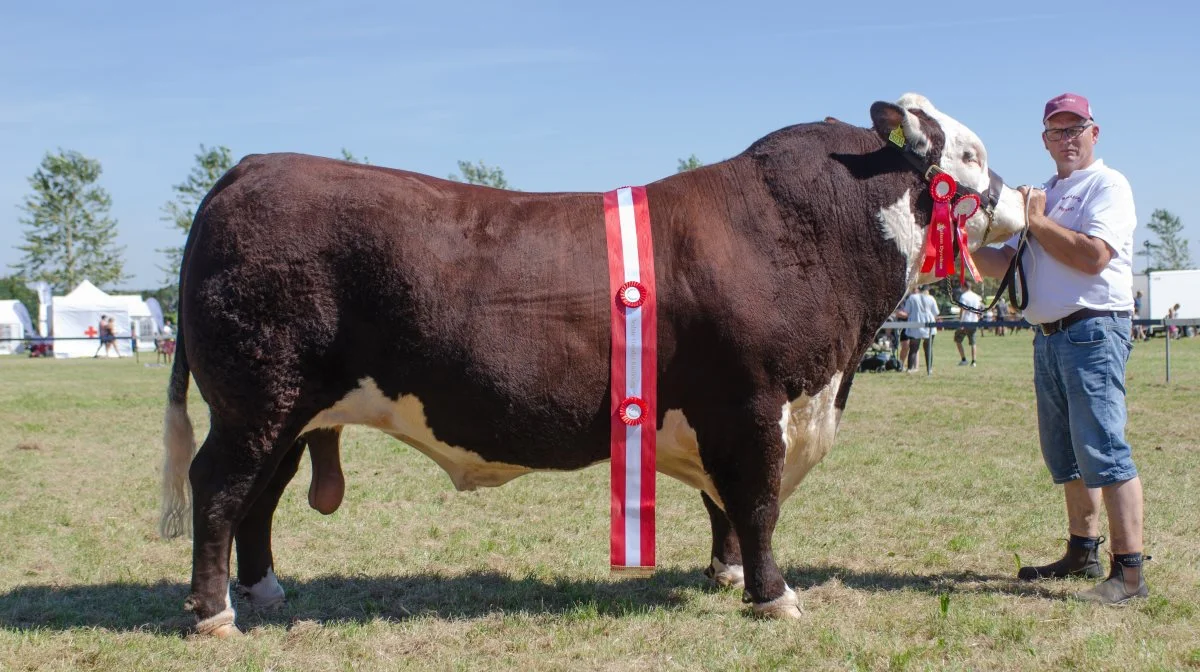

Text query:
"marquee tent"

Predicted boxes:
[[50, 280, 131, 358], [0, 300, 34, 355]]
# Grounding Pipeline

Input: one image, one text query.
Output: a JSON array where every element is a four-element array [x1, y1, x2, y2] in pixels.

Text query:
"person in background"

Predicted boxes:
[[899, 285, 939, 375], [972, 93, 1146, 604], [1132, 290, 1146, 341], [955, 284, 984, 367]]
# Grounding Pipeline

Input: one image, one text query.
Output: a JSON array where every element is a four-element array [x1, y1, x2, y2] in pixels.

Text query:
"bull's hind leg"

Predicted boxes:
[[701, 403, 801, 620], [186, 422, 297, 637], [701, 492, 744, 589], [233, 438, 305, 609]]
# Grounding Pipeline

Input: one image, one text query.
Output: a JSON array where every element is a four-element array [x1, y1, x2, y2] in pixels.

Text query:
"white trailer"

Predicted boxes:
[[1147, 269, 1200, 321]]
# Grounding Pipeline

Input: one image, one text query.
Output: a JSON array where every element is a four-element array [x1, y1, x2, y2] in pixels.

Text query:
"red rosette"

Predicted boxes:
[[617, 280, 647, 308], [953, 193, 980, 219], [929, 173, 957, 203], [618, 396, 648, 426]]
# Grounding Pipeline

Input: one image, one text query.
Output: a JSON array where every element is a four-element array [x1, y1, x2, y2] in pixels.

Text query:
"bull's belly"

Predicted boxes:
[[301, 375, 842, 504]]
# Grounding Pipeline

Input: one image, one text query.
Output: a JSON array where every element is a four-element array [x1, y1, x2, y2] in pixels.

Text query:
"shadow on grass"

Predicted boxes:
[[0, 565, 1062, 633]]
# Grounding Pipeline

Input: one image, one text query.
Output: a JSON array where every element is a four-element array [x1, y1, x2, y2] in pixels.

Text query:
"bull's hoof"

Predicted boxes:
[[705, 557, 745, 589], [207, 622, 243, 639], [751, 586, 803, 620], [195, 606, 240, 638]]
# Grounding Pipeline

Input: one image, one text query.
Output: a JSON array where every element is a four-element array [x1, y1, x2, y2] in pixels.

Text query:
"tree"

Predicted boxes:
[[1137, 209, 1193, 271], [0, 274, 38, 308], [340, 148, 370, 164], [449, 160, 512, 189], [160, 145, 235, 283], [16, 150, 126, 292], [676, 154, 703, 173]]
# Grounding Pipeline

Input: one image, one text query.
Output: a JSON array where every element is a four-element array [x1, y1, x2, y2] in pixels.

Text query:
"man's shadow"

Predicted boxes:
[[0, 565, 1053, 634]]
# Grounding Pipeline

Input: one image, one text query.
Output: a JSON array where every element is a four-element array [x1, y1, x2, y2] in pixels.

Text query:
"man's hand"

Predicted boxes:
[[1018, 186, 1047, 236]]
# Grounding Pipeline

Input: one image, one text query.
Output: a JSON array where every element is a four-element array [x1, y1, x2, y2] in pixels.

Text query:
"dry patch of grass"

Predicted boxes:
[[0, 335, 1197, 670]]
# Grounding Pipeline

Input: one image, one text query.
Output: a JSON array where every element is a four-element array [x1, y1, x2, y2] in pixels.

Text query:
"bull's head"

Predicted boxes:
[[870, 94, 1026, 261]]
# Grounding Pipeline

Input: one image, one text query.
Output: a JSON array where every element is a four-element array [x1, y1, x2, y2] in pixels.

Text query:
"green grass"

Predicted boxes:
[[1, 334, 1197, 670]]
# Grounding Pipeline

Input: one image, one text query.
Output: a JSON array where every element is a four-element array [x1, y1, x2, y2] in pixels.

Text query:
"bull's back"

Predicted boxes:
[[182, 153, 618, 462]]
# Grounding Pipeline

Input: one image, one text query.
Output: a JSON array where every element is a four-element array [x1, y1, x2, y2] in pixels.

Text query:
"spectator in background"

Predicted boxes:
[[1132, 291, 1147, 341], [955, 284, 984, 367], [93, 314, 109, 357], [1166, 303, 1180, 339], [899, 285, 939, 374]]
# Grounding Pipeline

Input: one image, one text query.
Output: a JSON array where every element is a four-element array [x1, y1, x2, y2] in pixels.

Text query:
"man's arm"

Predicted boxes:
[[1021, 187, 1114, 275], [973, 245, 1016, 279]]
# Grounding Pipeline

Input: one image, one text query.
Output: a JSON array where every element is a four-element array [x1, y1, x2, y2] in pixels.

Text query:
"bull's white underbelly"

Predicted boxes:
[[301, 375, 843, 505]]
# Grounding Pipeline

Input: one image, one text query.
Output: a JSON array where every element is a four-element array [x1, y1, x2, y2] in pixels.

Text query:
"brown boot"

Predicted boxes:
[[1075, 553, 1149, 605], [1017, 535, 1104, 581]]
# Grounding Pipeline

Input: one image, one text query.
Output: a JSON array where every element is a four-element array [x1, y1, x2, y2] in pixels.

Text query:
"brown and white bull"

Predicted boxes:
[[160, 94, 1026, 636]]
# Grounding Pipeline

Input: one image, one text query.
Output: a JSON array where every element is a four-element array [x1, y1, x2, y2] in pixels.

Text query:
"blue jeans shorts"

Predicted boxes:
[[1033, 316, 1138, 488]]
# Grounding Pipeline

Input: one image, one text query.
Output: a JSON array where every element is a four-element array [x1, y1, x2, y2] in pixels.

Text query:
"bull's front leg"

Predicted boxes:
[[699, 400, 801, 619], [701, 492, 744, 589]]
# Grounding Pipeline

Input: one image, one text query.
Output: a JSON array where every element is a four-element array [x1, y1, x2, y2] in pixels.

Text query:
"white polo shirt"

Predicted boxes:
[[1005, 159, 1136, 324]]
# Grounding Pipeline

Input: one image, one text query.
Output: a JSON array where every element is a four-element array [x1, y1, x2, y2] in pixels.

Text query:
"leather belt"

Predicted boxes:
[[1039, 308, 1132, 337]]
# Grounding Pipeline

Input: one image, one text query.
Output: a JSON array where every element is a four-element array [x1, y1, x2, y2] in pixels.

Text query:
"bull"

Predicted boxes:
[[159, 94, 1026, 636]]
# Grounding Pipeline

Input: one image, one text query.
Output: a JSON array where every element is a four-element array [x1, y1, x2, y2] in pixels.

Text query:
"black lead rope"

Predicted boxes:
[[947, 227, 1029, 317]]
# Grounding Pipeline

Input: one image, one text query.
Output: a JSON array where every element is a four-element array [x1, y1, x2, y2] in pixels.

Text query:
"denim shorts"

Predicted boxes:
[[1033, 316, 1138, 488]]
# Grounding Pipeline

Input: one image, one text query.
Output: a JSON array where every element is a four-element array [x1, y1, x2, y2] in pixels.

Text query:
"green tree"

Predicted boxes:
[[1138, 209, 1193, 271], [16, 150, 126, 292], [0, 274, 38, 308], [449, 160, 512, 189], [340, 148, 370, 164], [676, 154, 703, 173], [160, 145, 234, 283]]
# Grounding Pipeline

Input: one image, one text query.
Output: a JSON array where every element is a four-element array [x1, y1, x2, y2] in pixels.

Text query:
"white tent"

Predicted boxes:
[[0, 300, 34, 355], [111, 293, 158, 351], [50, 280, 132, 358]]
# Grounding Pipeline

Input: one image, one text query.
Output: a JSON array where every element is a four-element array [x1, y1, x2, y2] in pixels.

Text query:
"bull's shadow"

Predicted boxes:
[[0, 566, 1053, 634]]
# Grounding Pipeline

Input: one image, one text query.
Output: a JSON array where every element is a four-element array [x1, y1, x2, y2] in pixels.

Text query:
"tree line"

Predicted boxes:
[[5, 147, 1193, 313]]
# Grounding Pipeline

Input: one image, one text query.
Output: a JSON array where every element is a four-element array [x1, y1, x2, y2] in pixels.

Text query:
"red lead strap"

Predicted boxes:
[[603, 186, 657, 575]]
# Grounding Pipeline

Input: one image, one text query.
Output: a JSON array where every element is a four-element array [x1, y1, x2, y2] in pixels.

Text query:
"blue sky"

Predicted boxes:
[[2, 1, 1196, 289]]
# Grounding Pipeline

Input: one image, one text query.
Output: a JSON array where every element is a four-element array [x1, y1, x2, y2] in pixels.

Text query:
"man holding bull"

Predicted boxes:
[[974, 93, 1147, 604]]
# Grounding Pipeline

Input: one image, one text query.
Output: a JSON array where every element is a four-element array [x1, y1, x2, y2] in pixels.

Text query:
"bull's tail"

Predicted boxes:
[[159, 326, 195, 539]]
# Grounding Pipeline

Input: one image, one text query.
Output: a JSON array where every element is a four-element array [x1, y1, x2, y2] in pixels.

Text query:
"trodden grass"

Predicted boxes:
[[0, 333, 1197, 671]]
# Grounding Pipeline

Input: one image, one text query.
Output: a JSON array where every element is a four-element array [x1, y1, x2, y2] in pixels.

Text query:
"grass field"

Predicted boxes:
[[1, 332, 1198, 671]]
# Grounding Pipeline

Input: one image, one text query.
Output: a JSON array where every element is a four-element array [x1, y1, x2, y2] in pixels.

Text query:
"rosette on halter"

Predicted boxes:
[[921, 172, 957, 278], [952, 194, 983, 285]]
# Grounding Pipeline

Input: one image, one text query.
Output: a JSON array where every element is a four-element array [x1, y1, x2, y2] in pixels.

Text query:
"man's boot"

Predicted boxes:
[[1017, 534, 1104, 580], [1075, 553, 1149, 605]]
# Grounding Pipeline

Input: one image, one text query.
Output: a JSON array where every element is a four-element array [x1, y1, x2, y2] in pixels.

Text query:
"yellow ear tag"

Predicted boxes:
[[888, 126, 906, 147]]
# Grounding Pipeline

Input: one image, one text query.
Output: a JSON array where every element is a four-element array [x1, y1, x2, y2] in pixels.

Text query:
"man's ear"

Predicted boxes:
[[870, 101, 931, 155]]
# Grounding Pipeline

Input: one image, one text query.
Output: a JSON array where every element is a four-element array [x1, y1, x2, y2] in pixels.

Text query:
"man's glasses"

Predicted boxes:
[[1043, 124, 1093, 142]]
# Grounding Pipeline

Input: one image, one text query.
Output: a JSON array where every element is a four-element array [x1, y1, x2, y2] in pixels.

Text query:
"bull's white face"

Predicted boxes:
[[890, 94, 1027, 259]]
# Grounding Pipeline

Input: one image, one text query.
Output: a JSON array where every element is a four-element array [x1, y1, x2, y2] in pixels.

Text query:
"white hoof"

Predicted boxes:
[[708, 557, 745, 589], [751, 586, 803, 620], [239, 568, 286, 609], [195, 606, 239, 637]]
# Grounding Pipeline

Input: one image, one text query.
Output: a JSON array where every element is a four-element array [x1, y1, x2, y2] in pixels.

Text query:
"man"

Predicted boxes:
[[974, 93, 1146, 604], [954, 285, 983, 367], [898, 285, 939, 375]]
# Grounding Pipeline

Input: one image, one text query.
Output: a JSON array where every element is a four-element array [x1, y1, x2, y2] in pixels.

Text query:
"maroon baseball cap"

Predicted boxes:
[[1043, 93, 1093, 123]]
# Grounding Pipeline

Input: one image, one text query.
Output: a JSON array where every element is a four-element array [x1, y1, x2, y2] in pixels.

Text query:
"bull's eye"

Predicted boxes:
[[962, 151, 977, 164]]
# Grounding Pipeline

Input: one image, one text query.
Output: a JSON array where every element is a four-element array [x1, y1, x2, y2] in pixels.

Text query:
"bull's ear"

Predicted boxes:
[[870, 101, 931, 156]]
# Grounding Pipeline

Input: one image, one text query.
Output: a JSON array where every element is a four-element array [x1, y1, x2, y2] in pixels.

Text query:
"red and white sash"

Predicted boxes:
[[603, 186, 657, 574]]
